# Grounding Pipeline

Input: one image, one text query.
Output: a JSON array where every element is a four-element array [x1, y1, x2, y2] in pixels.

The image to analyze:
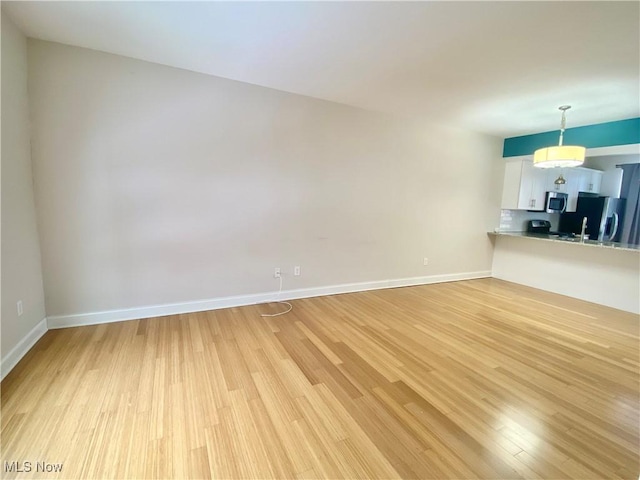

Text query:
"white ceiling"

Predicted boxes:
[[4, 1, 639, 137]]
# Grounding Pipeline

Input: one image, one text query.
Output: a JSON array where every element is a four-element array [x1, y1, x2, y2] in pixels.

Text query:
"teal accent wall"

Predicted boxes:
[[503, 117, 640, 157]]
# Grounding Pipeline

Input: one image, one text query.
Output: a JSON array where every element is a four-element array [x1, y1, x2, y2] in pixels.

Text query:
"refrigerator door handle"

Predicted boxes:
[[610, 212, 620, 241]]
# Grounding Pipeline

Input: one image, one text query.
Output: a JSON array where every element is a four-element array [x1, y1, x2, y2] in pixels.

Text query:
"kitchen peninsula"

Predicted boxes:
[[494, 121, 640, 315], [490, 231, 639, 314], [490, 231, 639, 251]]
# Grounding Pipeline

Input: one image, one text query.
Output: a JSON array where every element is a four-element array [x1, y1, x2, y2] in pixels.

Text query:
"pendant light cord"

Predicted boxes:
[[558, 105, 570, 146]]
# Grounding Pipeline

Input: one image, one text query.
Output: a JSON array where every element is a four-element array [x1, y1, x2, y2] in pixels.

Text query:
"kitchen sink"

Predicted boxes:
[[555, 236, 583, 242], [587, 240, 617, 247], [554, 237, 619, 247]]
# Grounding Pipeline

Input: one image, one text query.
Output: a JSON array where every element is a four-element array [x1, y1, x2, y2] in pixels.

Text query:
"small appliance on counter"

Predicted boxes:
[[526, 220, 551, 234], [527, 219, 577, 238]]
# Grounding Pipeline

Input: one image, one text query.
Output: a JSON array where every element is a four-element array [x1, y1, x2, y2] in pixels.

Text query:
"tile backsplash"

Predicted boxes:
[[498, 210, 559, 232]]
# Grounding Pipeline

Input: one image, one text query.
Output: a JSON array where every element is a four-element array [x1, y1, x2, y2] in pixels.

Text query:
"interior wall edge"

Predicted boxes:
[[0, 317, 48, 381], [46, 270, 491, 329], [1, 12, 48, 361]]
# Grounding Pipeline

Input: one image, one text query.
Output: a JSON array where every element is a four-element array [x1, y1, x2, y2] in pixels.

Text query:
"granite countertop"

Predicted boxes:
[[488, 231, 640, 252]]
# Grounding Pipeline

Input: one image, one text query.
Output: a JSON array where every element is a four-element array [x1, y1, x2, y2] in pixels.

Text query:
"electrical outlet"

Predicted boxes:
[[423, 257, 429, 266], [294, 266, 301, 276], [274, 267, 281, 278], [17, 300, 23, 316]]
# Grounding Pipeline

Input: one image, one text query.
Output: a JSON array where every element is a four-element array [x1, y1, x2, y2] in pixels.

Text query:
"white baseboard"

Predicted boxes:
[[46, 271, 491, 330], [1, 317, 48, 381]]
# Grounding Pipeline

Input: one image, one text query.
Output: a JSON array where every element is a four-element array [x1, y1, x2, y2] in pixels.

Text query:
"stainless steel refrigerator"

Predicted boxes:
[[558, 194, 626, 242]]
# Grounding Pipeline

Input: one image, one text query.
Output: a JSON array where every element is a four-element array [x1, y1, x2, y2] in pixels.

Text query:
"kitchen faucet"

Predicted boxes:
[[580, 217, 588, 243]]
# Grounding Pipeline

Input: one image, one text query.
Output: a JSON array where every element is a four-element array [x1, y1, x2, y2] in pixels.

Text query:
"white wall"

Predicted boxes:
[[28, 40, 503, 319], [492, 235, 640, 314], [1, 13, 47, 374]]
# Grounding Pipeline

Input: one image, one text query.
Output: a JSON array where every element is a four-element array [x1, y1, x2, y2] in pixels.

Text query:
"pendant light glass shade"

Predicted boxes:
[[533, 145, 586, 168], [533, 105, 585, 169], [554, 173, 567, 185]]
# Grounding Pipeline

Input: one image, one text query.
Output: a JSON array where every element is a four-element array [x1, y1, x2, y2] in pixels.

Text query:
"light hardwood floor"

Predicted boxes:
[[1, 278, 638, 479]]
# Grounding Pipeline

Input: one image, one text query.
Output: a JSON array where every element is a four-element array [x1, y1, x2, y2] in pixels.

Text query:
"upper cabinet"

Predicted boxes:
[[548, 167, 603, 212], [580, 168, 603, 194], [501, 159, 603, 211], [501, 159, 548, 210]]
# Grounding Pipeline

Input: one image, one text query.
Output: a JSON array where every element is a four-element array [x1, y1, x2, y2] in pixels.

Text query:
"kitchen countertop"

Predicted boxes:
[[488, 231, 640, 252]]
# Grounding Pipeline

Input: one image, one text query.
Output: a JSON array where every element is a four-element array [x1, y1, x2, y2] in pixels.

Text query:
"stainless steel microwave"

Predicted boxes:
[[545, 191, 568, 213]]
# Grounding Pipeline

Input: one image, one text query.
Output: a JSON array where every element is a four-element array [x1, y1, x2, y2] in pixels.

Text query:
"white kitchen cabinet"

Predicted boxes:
[[579, 169, 602, 194], [500, 159, 548, 210], [564, 171, 581, 212], [557, 167, 602, 195], [592, 171, 603, 193], [547, 167, 603, 212], [501, 160, 604, 212], [522, 161, 549, 211]]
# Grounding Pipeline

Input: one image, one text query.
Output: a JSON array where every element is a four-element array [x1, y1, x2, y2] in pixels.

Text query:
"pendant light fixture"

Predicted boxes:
[[554, 173, 567, 185], [533, 105, 585, 168]]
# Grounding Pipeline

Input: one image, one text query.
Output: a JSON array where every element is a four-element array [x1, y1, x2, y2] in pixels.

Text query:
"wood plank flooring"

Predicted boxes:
[[1, 278, 638, 479]]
